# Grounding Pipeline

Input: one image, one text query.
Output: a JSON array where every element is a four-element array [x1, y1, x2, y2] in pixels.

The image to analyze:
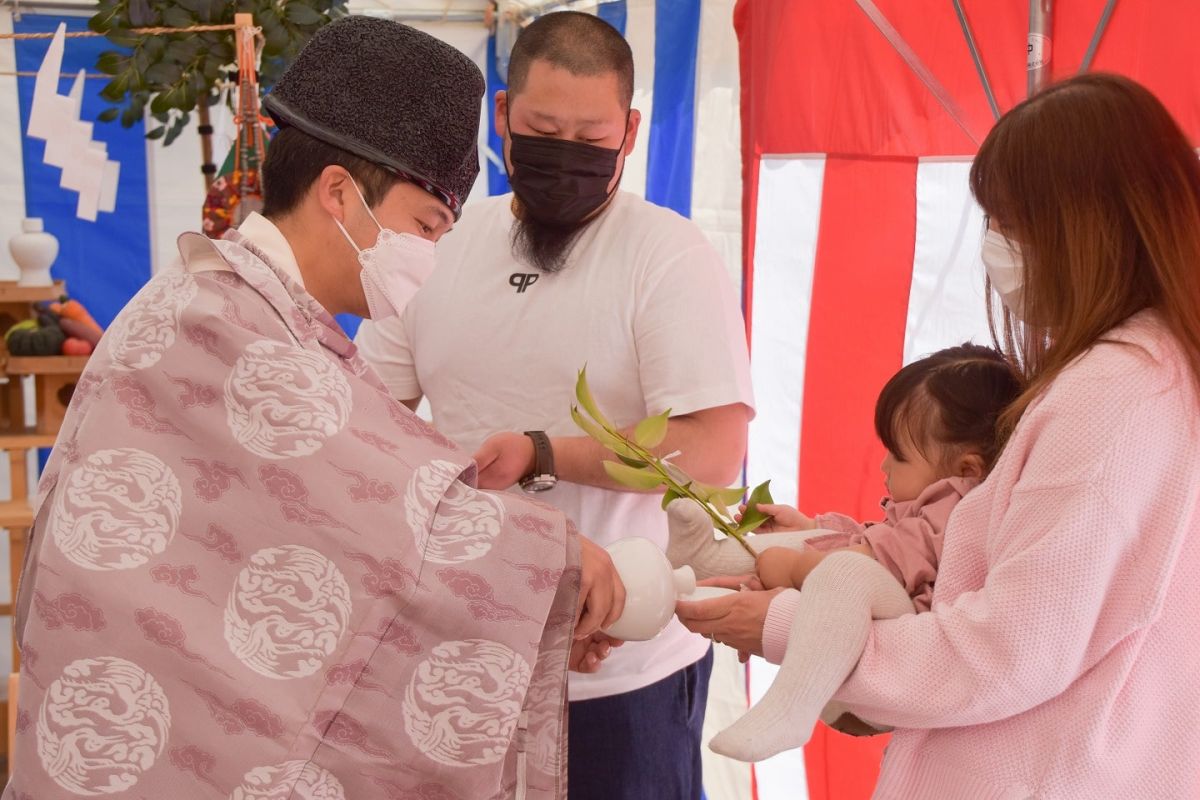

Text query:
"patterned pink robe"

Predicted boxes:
[[4, 231, 579, 799]]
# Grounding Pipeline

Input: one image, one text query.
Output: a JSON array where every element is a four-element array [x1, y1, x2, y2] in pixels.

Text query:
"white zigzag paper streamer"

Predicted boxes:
[[27, 23, 120, 222]]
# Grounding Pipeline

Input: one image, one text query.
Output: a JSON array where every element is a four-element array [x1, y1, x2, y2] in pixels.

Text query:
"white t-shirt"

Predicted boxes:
[[355, 191, 755, 700]]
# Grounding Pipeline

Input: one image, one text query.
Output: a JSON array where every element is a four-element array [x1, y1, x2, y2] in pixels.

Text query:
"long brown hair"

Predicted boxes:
[[970, 73, 1200, 441]]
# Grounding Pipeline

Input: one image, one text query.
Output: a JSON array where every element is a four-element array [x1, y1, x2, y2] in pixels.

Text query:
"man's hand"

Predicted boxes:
[[575, 537, 626, 639], [473, 432, 536, 490], [569, 632, 624, 673]]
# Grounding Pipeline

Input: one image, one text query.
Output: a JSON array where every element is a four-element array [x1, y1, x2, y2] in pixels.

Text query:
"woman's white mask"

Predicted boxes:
[[333, 180, 436, 319], [981, 228, 1026, 321]]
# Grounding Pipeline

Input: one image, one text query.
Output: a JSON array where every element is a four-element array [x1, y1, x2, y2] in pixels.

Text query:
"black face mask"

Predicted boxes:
[[506, 121, 627, 227]]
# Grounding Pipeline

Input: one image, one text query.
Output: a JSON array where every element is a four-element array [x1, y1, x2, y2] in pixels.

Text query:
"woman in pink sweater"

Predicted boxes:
[[676, 72, 1200, 799]]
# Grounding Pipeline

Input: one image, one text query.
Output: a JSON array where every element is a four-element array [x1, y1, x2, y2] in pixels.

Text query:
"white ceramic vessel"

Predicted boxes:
[[683, 585, 737, 602], [603, 537, 699, 641], [9, 218, 58, 287]]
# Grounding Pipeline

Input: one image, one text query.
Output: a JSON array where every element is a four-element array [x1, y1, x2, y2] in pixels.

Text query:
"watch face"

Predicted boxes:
[[522, 475, 558, 493]]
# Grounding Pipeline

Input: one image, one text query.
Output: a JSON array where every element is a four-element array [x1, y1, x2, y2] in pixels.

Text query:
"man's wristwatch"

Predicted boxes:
[[519, 431, 558, 493]]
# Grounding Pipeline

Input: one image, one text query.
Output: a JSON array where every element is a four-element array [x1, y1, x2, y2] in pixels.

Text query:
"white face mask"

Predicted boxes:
[[333, 180, 437, 319], [981, 228, 1026, 320]]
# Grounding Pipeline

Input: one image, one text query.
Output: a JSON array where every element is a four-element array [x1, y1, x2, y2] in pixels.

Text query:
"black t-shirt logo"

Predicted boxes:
[[510, 273, 539, 293]]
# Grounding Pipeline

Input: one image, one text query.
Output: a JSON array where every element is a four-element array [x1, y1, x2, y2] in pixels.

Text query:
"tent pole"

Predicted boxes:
[[1028, 0, 1053, 97], [1079, 0, 1117, 73], [952, 0, 1000, 121], [854, 0, 981, 144]]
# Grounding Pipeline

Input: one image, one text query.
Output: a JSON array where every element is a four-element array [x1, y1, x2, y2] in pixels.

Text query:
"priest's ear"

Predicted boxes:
[[314, 165, 357, 224]]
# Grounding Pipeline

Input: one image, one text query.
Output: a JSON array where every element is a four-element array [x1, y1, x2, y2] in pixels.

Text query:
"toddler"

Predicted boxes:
[[667, 343, 1023, 761]]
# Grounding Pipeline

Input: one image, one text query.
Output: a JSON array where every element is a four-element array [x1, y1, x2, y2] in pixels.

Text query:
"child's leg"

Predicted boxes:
[[709, 551, 915, 762], [665, 498, 818, 580]]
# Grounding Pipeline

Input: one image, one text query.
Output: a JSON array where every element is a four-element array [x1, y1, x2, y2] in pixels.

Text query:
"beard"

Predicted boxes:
[[509, 200, 592, 274]]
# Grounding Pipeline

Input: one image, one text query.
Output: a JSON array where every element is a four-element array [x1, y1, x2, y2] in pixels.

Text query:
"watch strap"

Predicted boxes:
[[523, 431, 555, 479]]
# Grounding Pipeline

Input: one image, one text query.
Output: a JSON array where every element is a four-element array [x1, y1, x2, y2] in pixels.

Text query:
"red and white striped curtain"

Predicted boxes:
[[735, 1, 1200, 798]]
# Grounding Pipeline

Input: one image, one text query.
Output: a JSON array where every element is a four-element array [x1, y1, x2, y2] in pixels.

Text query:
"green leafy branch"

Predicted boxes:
[[89, 0, 347, 144], [571, 367, 773, 557]]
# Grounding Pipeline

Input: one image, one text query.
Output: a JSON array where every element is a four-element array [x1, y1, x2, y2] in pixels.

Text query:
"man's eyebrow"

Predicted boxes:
[[527, 110, 562, 125], [425, 204, 454, 228], [527, 110, 610, 128]]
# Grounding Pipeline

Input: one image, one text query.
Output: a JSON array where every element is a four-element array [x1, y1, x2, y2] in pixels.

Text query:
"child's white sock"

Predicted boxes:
[[709, 551, 914, 762]]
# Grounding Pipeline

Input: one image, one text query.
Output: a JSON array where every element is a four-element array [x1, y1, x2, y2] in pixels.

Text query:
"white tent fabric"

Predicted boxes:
[[0, 10, 29, 282]]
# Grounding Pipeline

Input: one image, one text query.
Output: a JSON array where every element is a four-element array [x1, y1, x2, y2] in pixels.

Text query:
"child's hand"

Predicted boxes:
[[736, 502, 817, 532], [755, 547, 808, 590]]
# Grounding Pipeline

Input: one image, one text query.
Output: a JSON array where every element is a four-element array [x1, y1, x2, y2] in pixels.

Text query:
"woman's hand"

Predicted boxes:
[[690, 576, 767, 661], [675, 586, 785, 658]]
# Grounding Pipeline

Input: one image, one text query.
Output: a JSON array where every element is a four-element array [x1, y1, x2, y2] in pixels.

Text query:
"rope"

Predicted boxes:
[[0, 22, 256, 79], [0, 23, 241, 40], [0, 71, 108, 77]]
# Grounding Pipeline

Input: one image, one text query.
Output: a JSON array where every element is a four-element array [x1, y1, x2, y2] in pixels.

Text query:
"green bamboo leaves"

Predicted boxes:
[[634, 410, 670, 449], [734, 481, 775, 536], [602, 460, 666, 490], [571, 368, 774, 556]]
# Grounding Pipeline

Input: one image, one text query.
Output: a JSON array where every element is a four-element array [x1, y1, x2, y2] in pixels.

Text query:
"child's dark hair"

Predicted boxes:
[[874, 344, 1023, 471]]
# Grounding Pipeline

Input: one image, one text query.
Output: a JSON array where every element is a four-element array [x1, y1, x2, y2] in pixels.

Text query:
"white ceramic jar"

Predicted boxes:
[[603, 537, 699, 641], [10, 218, 58, 287]]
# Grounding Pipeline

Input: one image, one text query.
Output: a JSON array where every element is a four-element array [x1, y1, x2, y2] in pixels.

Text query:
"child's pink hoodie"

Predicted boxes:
[[807, 476, 979, 613]]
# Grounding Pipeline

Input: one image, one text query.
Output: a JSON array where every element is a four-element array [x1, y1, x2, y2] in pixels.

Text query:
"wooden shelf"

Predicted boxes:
[[0, 282, 65, 304], [4, 355, 89, 376], [0, 281, 67, 768], [0, 501, 31, 530], [0, 429, 57, 450]]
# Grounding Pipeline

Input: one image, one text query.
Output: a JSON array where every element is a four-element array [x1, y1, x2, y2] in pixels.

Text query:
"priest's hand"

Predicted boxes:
[[575, 536, 626, 639], [473, 432, 536, 490], [570, 632, 624, 673]]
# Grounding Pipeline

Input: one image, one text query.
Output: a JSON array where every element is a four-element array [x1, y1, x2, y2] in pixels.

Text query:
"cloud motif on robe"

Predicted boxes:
[[36, 657, 170, 796], [402, 639, 531, 767], [106, 270, 198, 372], [224, 339, 352, 459], [51, 448, 182, 571], [228, 760, 346, 800], [523, 628, 572, 777], [224, 545, 352, 680], [405, 461, 505, 564]]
